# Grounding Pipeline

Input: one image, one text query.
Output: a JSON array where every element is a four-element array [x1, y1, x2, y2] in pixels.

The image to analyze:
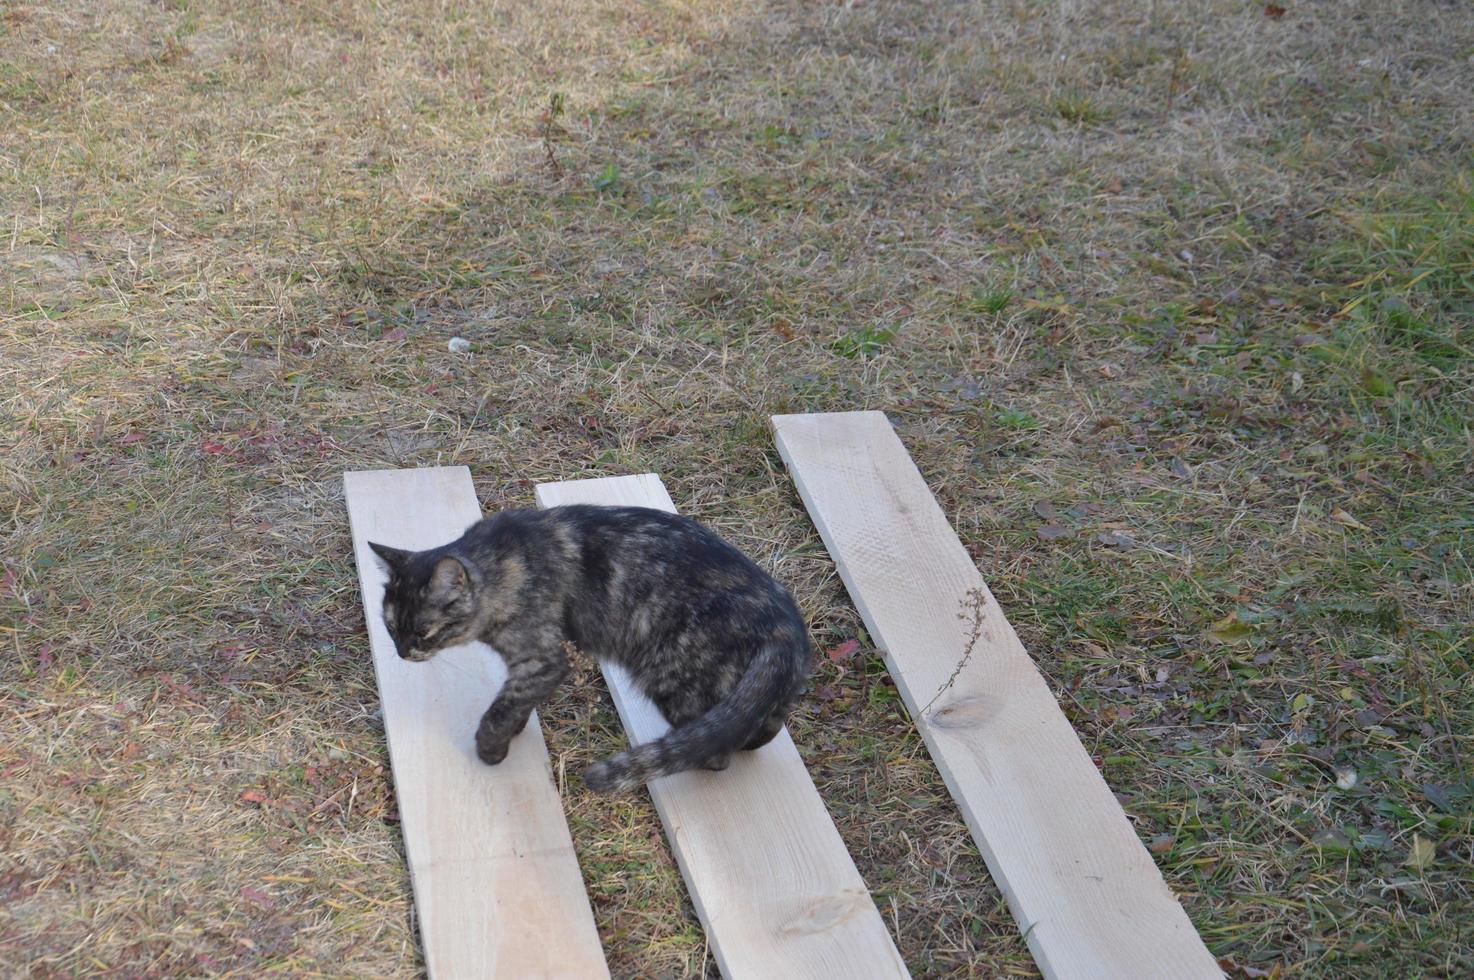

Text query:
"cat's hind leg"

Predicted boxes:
[[741, 695, 798, 751], [642, 687, 731, 771], [648, 671, 790, 755]]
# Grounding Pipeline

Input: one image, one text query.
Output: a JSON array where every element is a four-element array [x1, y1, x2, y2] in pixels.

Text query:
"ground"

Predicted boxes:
[[2, 0, 1471, 976]]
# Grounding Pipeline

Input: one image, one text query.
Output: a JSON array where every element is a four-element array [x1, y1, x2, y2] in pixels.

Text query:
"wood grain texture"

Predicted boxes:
[[344, 467, 609, 980], [772, 413, 1221, 980], [535, 474, 910, 980]]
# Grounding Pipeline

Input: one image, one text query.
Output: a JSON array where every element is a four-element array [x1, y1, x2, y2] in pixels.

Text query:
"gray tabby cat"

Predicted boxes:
[[368, 505, 812, 793]]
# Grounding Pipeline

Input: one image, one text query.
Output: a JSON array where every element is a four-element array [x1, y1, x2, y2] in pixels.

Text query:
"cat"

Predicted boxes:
[[368, 505, 812, 794]]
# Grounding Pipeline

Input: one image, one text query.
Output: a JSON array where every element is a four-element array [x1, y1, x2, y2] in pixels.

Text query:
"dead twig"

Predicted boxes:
[[919, 587, 989, 719]]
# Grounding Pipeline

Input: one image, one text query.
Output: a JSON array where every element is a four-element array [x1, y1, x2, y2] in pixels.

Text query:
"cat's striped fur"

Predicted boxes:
[[369, 505, 812, 793]]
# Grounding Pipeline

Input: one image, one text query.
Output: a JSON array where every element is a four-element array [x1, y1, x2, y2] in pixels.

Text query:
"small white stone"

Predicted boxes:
[[447, 337, 472, 354], [1335, 769, 1359, 790]]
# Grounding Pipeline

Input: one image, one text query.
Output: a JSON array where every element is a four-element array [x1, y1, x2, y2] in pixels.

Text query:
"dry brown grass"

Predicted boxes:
[[3, 0, 1472, 976]]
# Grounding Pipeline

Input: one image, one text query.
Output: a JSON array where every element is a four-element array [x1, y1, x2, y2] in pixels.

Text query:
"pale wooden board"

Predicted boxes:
[[772, 413, 1222, 980], [535, 474, 910, 980], [344, 467, 609, 980]]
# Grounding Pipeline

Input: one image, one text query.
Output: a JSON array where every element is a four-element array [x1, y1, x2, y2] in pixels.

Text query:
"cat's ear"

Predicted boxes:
[[428, 556, 470, 601], [368, 541, 413, 573]]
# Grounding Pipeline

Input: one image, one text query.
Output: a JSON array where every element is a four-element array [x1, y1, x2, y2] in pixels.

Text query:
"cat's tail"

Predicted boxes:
[[583, 635, 804, 794]]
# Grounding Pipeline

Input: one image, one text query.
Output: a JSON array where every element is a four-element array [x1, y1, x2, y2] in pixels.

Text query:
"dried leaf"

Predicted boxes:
[[825, 639, 860, 664], [239, 788, 268, 806], [240, 885, 275, 910], [119, 430, 147, 445], [381, 327, 407, 343], [1405, 834, 1436, 872], [1330, 508, 1372, 532], [1097, 530, 1135, 548], [1219, 957, 1279, 978], [1036, 523, 1071, 541], [1149, 833, 1175, 854], [1208, 613, 1253, 644], [1263, 4, 1286, 18], [1033, 501, 1059, 520]]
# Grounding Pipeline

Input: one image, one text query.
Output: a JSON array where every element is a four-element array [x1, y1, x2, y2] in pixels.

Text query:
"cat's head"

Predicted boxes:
[[367, 542, 479, 662]]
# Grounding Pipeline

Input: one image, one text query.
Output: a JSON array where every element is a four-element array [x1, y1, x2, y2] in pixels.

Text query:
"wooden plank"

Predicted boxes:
[[772, 413, 1221, 980], [344, 467, 609, 980], [535, 475, 910, 980]]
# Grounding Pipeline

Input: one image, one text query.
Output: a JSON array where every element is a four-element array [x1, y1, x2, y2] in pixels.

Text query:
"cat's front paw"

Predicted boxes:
[[476, 733, 510, 766]]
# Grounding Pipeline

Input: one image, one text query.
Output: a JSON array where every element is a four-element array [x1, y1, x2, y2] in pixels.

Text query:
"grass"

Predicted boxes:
[[2, 0, 1471, 975]]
